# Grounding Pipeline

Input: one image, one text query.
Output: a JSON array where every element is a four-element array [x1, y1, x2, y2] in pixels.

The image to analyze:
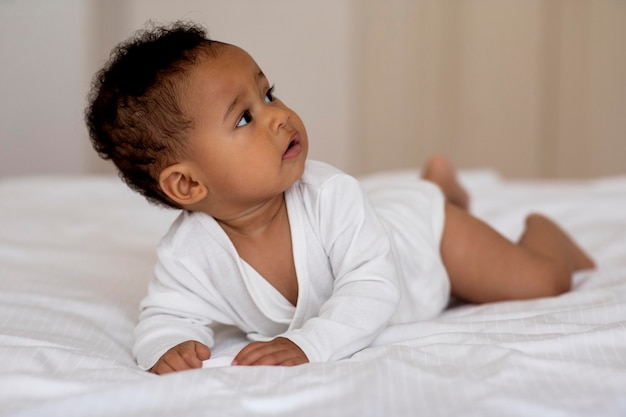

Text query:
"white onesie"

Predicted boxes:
[[133, 160, 450, 369]]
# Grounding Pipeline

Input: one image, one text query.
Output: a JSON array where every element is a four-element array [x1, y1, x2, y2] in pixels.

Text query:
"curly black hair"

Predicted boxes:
[[85, 21, 225, 208]]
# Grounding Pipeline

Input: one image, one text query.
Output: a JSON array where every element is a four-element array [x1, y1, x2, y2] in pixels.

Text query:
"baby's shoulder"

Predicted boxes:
[[299, 160, 359, 191], [158, 210, 215, 252], [292, 160, 365, 218]]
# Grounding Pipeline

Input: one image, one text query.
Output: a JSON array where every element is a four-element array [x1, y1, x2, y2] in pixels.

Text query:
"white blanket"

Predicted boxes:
[[0, 171, 625, 417]]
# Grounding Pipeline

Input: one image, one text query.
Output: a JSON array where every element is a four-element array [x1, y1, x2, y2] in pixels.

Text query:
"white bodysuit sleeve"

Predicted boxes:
[[133, 249, 217, 370], [283, 174, 401, 362]]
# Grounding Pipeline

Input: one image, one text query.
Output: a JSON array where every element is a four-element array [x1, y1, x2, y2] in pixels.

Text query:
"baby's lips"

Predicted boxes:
[[283, 132, 302, 159]]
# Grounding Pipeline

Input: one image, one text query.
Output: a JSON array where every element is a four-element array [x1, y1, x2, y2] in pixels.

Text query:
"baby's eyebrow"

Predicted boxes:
[[222, 69, 268, 123], [222, 70, 269, 123], [223, 95, 241, 123]]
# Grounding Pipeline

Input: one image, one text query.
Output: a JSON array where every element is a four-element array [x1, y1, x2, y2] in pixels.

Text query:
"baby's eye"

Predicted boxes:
[[264, 85, 275, 103], [236, 110, 252, 128]]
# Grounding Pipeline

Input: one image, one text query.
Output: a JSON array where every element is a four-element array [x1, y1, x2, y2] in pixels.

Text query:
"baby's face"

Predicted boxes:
[[181, 45, 308, 217]]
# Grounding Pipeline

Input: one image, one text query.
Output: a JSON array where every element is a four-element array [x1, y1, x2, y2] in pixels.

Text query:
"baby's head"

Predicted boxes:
[[85, 22, 224, 208], [87, 21, 308, 212]]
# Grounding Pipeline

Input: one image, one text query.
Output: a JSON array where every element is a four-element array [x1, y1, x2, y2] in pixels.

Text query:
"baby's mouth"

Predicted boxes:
[[287, 138, 298, 150], [283, 133, 302, 159]]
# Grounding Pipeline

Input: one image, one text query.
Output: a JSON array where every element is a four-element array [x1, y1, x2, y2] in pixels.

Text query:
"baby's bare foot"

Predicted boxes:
[[422, 155, 470, 210], [526, 213, 596, 272]]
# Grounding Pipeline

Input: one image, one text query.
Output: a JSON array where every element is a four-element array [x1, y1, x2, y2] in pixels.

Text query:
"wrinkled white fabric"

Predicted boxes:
[[1, 171, 625, 417]]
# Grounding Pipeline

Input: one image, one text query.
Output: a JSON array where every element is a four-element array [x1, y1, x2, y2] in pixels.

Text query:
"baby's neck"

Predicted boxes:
[[216, 193, 286, 237]]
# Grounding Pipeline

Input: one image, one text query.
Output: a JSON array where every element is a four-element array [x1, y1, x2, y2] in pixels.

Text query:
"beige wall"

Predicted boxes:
[[1, 0, 624, 178], [354, 0, 626, 178]]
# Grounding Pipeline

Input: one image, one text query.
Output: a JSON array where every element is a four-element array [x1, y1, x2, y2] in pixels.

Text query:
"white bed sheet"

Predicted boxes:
[[0, 171, 625, 417]]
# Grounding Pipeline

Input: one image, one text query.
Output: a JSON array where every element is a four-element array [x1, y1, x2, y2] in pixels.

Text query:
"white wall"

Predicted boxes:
[[1, 0, 625, 179], [118, 0, 358, 174], [0, 0, 92, 177], [0, 0, 358, 177]]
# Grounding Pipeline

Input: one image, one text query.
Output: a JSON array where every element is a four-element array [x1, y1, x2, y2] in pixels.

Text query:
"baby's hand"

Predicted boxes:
[[233, 337, 308, 366], [150, 340, 211, 375]]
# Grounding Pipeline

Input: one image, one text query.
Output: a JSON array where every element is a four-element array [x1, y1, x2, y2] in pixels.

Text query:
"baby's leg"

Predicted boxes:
[[422, 155, 594, 303], [441, 204, 595, 303], [422, 155, 470, 210]]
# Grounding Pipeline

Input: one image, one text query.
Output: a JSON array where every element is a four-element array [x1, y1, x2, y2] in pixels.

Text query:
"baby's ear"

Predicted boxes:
[[159, 164, 207, 207]]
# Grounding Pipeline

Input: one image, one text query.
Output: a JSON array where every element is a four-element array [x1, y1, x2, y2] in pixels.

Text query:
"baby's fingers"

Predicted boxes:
[[233, 337, 307, 366], [151, 360, 175, 375], [175, 341, 210, 368], [163, 351, 195, 371], [193, 341, 211, 361], [151, 340, 211, 374]]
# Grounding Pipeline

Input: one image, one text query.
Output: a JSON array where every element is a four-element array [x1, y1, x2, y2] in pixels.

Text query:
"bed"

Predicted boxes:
[[1, 169, 625, 417]]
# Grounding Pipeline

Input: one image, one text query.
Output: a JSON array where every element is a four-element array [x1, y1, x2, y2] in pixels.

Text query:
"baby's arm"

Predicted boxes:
[[134, 242, 219, 371], [150, 340, 211, 375], [265, 172, 400, 363]]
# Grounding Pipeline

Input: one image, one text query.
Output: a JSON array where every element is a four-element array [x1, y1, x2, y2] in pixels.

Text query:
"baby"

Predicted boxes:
[[85, 22, 594, 374]]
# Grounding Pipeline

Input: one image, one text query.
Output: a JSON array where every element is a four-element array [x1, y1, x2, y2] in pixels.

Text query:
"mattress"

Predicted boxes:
[[0, 170, 624, 417]]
